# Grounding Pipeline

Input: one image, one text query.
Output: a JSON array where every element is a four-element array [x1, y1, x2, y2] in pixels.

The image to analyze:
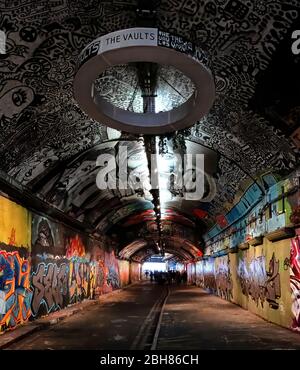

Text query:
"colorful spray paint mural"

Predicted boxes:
[[189, 236, 291, 329], [237, 253, 281, 309], [31, 259, 68, 316], [30, 215, 124, 316], [68, 258, 96, 304], [0, 250, 32, 332], [0, 195, 136, 334], [104, 250, 120, 291], [205, 173, 299, 247], [0, 196, 32, 332], [187, 172, 299, 330], [290, 236, 300, 331]]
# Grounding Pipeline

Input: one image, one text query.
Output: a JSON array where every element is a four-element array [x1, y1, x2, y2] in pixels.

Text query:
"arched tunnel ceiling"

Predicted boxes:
[[118, 237, 200, 263], [0, 0, 299, 262]]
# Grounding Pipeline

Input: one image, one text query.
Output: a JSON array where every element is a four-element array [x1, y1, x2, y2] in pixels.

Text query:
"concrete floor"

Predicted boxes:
[[157, 286, 300, 350], [6, 283, 300, 350], [7, 283, 166, 350]]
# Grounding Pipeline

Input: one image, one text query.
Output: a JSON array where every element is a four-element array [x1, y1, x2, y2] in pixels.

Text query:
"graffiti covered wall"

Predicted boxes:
[[189, 237, 292, 329], [233, 238, 291, 327], [189, 173, 299, 331], [31, 215, 123, 316], [290, 234, 300, 331], [0, 195, 134, 334], [0, 196, 32, 332], [0, 250, 32, 332]]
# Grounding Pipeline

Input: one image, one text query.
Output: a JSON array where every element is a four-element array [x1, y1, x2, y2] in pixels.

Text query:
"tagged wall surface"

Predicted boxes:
[[233, 238, 291, 328], [0, 196, 32, 332], [0, 195, 137, 334], [191, 173, 299, 331], [191, 237, 293, 329], [31, 215, 122, 317], [290, 233, 300, 331]]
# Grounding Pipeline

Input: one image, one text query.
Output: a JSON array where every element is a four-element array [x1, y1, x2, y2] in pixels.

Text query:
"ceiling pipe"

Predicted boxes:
[[144, 135, 163, 254]]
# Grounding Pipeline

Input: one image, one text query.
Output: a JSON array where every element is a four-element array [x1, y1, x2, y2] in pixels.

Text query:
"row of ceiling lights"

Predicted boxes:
[[150, 188, 164, 255]]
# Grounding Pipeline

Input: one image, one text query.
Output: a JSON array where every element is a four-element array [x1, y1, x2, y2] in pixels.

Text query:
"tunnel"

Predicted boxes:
[[0, 0, 299, 355]]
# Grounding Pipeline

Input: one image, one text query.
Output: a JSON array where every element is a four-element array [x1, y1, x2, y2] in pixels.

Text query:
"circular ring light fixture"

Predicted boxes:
[[74, 28, 215, 135]]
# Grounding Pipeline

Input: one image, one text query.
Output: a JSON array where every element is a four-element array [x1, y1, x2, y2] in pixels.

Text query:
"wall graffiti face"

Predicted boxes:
[[32, 216, 63, 257], [32, 219, 54, 255], [31, 261, 68, 316], [237, 252, 281, 309], [290, 236, 300, 331], [0, 251, 32, 332]]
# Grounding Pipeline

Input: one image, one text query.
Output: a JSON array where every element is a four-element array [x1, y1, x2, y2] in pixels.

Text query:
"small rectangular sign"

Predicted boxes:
[[100, 28, 158, 53]]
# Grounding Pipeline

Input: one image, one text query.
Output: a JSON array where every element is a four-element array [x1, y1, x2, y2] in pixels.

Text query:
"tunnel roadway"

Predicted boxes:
[[6, 282, 300, 350]]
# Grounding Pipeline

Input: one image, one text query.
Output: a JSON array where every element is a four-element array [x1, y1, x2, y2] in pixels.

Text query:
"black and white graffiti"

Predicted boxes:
[[0, 0, 299, 241]]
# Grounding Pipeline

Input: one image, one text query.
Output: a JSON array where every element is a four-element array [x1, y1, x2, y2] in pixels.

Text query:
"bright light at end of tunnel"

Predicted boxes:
[[142, 262, 166, 272]]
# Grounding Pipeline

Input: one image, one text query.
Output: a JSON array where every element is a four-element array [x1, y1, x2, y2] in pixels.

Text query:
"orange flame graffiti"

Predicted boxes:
[[66, 235, 85, 258]]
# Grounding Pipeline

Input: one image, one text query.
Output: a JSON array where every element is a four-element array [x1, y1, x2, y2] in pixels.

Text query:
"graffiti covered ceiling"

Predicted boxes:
[[0, 0, 299, 261]]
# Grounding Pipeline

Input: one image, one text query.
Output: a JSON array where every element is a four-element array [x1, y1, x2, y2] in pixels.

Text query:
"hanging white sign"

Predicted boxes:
[[100, 28, 158, 53]]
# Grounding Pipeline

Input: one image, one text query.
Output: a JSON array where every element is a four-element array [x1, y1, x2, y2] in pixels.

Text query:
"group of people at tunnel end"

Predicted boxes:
[[144, 270, 187, 285]]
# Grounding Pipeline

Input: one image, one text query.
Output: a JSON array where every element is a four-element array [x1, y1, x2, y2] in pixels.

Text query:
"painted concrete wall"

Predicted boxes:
[[130, 262, 141, 283], [234, 238, 291, 328], [118, 260, 130, 287], [191, 237, 293, 329], [290, 232, 300, 331], [189, 171, 300, 332], [0, 196, 32, 332], [0, 195, 140, 334]]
